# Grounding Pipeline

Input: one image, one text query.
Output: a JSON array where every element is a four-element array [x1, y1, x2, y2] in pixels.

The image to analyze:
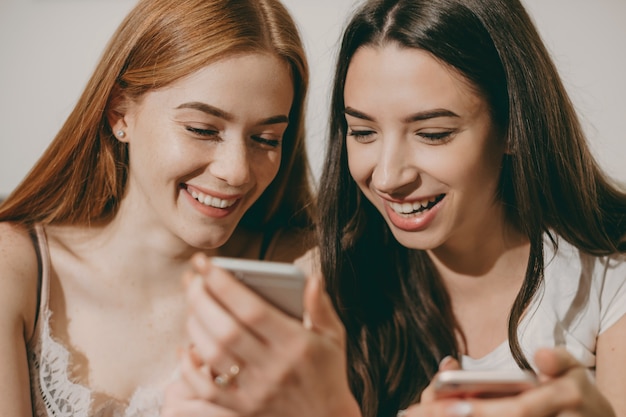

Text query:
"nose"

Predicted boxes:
[[371, 137, 420, 194], [208, 136, 251, 187]]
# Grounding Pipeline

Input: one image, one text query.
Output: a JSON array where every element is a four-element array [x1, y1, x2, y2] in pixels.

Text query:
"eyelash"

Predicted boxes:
[[347, 130, 375, 142], [186, 126, 219, 137], [419, 131, 454, 142], [347, 129, 454, 143], [186, 127, 281, 148]]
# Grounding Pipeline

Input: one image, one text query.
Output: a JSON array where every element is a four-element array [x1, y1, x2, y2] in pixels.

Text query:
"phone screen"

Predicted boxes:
[[434, 370, 538, 399], [211, 257, 306, 319]]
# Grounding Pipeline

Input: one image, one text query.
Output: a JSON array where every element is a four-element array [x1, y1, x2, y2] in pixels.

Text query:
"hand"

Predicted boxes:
[[161, 350, 238, 417], [402, 348, 615, 417], [399, 355, 469, 417], [163, 253, 361, 417]]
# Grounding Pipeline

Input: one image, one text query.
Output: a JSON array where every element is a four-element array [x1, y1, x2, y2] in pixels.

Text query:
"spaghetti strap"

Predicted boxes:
[[27, 224, 51, 345]]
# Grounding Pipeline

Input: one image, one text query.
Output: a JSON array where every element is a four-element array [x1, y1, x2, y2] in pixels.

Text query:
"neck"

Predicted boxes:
[[427, 217, 531, 300]]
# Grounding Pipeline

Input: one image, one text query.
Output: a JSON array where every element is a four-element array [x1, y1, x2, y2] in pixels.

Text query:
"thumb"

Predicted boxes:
[[439, 355, 462, 371], [303, 275, 344, 341], [534, 347, 581, 380], [420, 356, 463, 402]]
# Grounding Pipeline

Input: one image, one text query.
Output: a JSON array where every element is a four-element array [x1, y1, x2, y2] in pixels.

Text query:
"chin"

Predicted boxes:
[[182, 227, 235, 251], [390, 229, 443, 251]]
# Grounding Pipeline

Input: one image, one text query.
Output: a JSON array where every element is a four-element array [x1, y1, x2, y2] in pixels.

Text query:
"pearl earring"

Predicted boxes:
[[116, 130, 126, 138]]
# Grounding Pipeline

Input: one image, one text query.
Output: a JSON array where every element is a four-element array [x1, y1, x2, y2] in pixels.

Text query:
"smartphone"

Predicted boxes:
[[433, 369, 538, 399], [210, 257, 306, 319]]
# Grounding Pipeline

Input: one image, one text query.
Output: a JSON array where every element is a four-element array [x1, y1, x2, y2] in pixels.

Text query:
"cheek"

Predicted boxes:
[[129, 119, 174, 163], [443, 146, 502, 194]]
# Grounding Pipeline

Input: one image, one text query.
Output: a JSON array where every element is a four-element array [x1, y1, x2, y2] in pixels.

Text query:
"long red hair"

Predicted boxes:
[[0, 0, 314, 231]]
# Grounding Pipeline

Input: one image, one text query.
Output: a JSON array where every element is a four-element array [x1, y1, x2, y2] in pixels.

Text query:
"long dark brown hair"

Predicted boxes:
[[318, 0, 626, 416], [0, 0, 315, 233]]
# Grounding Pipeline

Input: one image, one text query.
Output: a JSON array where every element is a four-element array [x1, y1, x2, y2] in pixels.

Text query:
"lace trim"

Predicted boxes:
[[29, 309, 92, 416], [28, 309, 163, 416]]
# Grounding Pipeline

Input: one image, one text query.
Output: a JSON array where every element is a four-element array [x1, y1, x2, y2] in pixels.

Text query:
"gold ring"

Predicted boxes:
[[214, 364, 241, 388]]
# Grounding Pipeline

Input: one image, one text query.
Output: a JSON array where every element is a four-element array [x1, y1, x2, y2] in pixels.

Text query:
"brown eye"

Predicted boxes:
[[347, 130, 376, 143], [186, 126, 220, 138], [417, 130, 455, 143], [251, 136, 281, 149]]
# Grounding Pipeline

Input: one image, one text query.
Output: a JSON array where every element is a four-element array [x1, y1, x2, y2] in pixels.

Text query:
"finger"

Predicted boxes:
[[186, 315, 247, 384], [466, 380, 585, 417], [439, 356, 462, 371], [181, 346, 247, 404], [180, 346, 259, 413], [534, 347, 580, 378], [161, 385, 239, 417], [195, 256, 302, 342], [182, 264, 198, 288], [179, 347, 215, 399], [303, 275, 345, 343], [186, 275, 266, 365], [421, 356, 463, 402]]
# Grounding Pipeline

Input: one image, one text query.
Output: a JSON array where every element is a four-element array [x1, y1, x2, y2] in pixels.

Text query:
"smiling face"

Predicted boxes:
[[344, 44, 507, 253], [112, 52, 294, 249]]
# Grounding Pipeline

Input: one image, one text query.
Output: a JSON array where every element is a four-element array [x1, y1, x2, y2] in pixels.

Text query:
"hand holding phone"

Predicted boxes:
[[210, 257, 306, 319], [433, 369, 538, 399]]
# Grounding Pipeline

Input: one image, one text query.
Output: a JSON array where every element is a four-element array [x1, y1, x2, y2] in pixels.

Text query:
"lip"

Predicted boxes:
[[182, 184, 243, 219], [381, 193, 446, 232]]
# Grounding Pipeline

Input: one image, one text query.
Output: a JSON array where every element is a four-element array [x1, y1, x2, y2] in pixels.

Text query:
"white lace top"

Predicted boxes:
[[27, 225, 163, 417]]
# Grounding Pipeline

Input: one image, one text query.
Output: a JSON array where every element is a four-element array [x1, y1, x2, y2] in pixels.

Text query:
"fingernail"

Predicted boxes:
[[192, 253, 209, 270], [439, 355, 454, 369], [445, 401, 473, 417]]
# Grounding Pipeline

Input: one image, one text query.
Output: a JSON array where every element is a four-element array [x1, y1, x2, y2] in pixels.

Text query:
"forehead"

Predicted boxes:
[[134, 52, 294, 112], [344, 44, 486, 116], [180, 52, 290, 92]]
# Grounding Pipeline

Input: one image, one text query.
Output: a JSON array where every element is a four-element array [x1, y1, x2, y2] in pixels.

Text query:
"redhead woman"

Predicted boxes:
[[0, 0, 315, 415]]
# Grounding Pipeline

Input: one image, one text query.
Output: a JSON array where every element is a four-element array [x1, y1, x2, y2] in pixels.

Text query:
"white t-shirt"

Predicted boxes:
[[461, 234, 626, 372]]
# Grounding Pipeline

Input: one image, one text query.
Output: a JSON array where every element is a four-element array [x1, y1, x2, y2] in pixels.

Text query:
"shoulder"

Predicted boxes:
[[0, 222, 40, 340], [542, 234, 626, 330], [0, 222, 39, 278], [544, 234, 626, 283]]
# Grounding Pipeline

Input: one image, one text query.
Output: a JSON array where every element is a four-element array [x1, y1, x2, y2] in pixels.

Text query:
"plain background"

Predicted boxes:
[[1, 0, 625, 197]]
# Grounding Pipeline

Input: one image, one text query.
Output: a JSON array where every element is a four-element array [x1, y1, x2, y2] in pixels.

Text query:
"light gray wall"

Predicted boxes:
[[1, 0, 624, 196]]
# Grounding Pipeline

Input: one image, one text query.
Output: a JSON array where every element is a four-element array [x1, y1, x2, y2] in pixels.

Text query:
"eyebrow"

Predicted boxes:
[[344, 107, 460, 123], [176, 102, 289, 125]]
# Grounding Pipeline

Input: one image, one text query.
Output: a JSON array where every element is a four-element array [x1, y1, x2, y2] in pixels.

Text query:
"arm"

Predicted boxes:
[[0, 222, 40, 416], [596, 313, 626, 416]]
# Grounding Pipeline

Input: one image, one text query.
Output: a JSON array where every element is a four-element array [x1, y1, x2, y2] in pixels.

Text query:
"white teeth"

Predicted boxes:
[[389, 196, 440, 215], [189, 189, 237, 209]]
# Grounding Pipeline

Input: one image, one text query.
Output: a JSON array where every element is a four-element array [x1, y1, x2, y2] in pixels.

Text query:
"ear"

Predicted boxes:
[[107, 88, 131, 143], [108, 109, 130, 143]]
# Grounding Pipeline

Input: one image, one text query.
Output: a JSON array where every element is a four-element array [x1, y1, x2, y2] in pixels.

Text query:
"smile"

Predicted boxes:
[[388, 194, 445, 216], [188, 188, 238, 209]]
